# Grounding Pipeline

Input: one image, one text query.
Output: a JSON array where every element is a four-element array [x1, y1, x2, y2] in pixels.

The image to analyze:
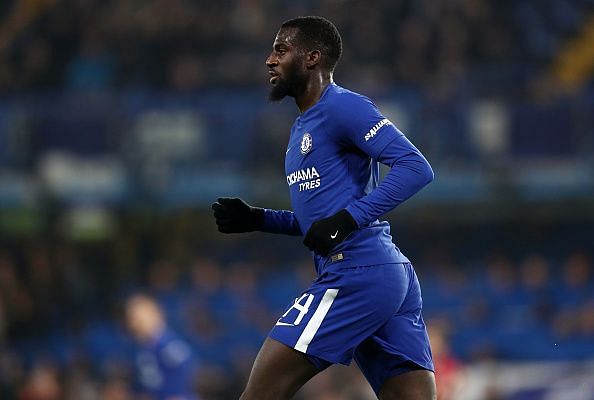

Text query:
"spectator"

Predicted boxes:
[[428, 321, 465, 400], [125, 293, 198, 400], [18, 364, 61, 400]]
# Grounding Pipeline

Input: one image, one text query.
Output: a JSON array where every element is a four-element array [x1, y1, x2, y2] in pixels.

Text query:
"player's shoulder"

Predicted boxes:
[[326, 83, 374, 104], [324, 83, 376, 113]]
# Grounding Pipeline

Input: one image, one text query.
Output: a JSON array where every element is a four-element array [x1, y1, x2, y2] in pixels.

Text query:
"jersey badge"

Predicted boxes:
[[300, 133, 313, 155]]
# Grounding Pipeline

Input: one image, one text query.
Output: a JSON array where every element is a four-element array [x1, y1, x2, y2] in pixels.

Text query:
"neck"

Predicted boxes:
[[295, 72, 333, 113]]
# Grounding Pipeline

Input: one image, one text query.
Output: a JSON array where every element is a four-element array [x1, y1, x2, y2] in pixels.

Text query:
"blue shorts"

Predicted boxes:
[[268, 262, 434, 394]]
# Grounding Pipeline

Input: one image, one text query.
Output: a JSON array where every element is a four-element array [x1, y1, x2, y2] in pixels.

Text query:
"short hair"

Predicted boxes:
[[281, 16, 342, 72]]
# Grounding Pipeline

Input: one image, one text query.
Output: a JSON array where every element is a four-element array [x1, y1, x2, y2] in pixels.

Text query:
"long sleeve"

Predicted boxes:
[[345, 133, 434, 227], [262, 209, 303, 236]]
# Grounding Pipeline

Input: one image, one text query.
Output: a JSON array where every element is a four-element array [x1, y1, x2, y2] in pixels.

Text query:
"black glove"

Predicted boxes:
[[212, 198, 264, 233], [303, 209, 358, 256]]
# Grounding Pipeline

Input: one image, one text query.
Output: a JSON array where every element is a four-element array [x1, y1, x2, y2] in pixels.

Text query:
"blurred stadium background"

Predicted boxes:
[[0, 0, 593, 399]]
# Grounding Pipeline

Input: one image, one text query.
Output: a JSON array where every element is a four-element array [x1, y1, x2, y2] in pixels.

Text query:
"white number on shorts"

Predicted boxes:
[[276, 293, 315, 327]]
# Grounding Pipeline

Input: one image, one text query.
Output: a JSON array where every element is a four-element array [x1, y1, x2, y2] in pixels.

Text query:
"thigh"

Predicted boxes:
[[240, 337, 320, 400], [269, 264, 407, 366], [355, 264, 434, 394]]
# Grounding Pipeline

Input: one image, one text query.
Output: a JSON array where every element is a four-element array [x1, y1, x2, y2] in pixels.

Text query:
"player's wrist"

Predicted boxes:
[[249, 206, 265, 231], [335, 209, 357, 233], [344, 205, 363, 229]]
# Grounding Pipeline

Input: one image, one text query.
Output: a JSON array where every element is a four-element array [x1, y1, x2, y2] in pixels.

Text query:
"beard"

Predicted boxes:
[[268, 60, 306, 102], [268, 77, 292, 102]]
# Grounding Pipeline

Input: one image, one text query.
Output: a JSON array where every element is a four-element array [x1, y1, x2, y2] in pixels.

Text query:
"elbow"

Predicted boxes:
[[423, 161, 434, 185], [416, 156, 434, 186]]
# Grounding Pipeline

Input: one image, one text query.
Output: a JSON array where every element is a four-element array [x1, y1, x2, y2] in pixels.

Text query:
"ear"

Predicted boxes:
[[305, 50, 321, 69]]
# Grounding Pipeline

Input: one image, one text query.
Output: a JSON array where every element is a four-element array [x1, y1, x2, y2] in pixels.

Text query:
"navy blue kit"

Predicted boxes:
[[264, 83, 435, 393]]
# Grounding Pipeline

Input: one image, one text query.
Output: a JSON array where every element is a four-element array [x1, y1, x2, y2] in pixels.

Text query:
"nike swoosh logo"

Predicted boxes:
[[275, 321, 295, 327], [330, 230, 339, 239]]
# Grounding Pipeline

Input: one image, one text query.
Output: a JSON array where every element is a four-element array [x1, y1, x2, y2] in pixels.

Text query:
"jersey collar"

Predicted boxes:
[[297, 82, 336, 120]]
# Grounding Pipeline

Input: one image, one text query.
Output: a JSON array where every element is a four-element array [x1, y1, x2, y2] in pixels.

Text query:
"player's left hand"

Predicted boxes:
[[303, 209, 358, 256]]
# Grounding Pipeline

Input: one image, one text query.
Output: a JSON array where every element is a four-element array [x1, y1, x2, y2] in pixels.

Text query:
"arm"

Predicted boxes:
[[334, 94, 433, 223], [303, 133, 432, 255], [262, 209, 302, 236], [212, 198, 302, 236], [303, 93, 433, 256], [345, 133, 434, 227]]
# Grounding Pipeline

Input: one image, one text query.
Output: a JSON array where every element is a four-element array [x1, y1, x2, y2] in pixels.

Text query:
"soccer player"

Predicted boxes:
[[125, 293, 198, 400], [212, 16, 436, 400]]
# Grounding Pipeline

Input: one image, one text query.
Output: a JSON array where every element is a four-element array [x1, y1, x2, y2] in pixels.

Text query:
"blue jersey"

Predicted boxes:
[[262, 83, 433, 273], [135, 330, 197, 400], [265, 83, 435, 393]]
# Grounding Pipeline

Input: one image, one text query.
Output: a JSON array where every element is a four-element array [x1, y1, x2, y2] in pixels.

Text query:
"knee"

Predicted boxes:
[[240, 379, 297, 400], [379, 370, 436, 400], [240, 387, 291, 400]]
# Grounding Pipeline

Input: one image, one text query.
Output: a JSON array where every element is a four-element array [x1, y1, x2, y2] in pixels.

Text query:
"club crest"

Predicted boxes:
[[300, 133, 313, 155]]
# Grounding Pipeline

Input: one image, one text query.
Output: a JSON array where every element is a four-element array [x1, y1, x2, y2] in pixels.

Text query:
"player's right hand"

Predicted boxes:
[[211, 197, 264, 233]]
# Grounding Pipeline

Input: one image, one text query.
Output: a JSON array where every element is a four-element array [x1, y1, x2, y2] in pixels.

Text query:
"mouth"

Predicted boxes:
[[268, 70, 279, 84]]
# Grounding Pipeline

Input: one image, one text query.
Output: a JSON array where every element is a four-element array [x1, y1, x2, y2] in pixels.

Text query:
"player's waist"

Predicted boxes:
[[313, 223, 410, 274]]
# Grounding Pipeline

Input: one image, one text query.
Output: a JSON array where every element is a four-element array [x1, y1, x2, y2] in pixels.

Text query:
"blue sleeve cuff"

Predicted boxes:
[[262, 209, 302, 236], [345, 204, 365, 228]]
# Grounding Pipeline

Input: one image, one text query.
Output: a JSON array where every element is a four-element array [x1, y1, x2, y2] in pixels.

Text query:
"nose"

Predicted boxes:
[[266, 53, 278, 68]]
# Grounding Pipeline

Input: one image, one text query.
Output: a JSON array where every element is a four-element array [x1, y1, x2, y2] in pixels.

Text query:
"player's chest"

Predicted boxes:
[[284, 119, 335, 173]]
